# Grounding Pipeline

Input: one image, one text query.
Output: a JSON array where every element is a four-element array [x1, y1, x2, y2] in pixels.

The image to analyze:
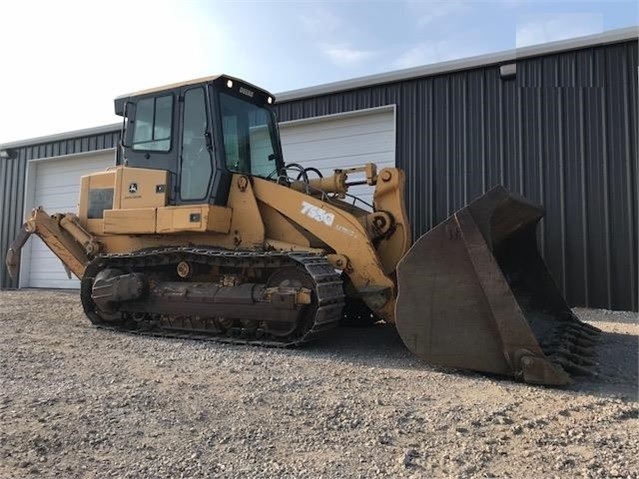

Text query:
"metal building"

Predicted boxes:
[[1, 27, 637, 311]]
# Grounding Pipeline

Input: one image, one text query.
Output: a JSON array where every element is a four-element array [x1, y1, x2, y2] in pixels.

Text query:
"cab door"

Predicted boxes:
[[177, 86, 214, 203]]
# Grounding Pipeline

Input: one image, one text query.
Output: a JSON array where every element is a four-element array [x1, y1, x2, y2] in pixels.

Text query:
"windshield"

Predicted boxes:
[[219, 92, 281, 178]]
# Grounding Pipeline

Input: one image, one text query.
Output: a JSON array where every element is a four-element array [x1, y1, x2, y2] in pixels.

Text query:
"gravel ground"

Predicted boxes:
[[0, 290, 637, 479]]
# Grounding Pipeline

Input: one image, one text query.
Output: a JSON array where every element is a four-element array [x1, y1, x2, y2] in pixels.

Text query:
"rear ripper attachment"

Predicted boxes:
[[395, 186, 600, 386], [81, 248, 345, 347]]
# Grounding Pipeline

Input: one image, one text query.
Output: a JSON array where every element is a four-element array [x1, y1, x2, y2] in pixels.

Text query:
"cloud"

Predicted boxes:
[[321, 44, 378, 66], [393, 40, 483, 69], [407, 0, 470, 27], [516, 13, 604, 48], [299, 7, 342, 35], [494, 0, 528, 6]]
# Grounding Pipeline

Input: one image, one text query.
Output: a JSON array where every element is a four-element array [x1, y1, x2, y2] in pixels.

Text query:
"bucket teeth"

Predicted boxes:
[[550, 356, 598, 377], [569, 344, 597, 358], [543, 334, 595, 351], [558, 312, 601, 335], [542, 337, 596, 357], [578, 321, 602, 333], [563, 333, 597, 348], [565, 323, 600, 339], [553, 348, 598, 367]]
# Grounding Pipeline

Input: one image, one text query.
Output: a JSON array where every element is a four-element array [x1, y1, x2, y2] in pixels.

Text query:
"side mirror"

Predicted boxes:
[[119, 101, 135, 149]]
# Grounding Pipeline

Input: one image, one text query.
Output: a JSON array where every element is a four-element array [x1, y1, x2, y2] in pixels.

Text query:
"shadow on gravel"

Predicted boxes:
[[304, 323, 414, 365], [572, 330, 639, 401], [301, 323, 639, 400]]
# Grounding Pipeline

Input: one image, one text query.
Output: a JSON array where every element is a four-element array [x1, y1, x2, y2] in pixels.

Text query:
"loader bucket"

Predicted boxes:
[[395, 186, 599, 386]]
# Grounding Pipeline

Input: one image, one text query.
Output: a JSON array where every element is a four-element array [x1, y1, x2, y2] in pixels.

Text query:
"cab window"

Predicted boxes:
[[180, 88, 212, 200], [132, 95, 173, 152], [220, 92, 277, 178]]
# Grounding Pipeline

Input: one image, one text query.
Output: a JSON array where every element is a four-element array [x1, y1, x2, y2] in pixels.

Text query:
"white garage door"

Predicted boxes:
[[279, 107, 395, 208], [24, 151, 115, 288]]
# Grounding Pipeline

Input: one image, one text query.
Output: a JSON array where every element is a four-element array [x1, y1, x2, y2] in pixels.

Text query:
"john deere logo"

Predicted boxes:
[[128, 182, 138, 194]]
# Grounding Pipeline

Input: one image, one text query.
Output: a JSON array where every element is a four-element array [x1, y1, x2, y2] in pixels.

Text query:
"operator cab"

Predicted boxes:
[[114, 75, 284, 206]]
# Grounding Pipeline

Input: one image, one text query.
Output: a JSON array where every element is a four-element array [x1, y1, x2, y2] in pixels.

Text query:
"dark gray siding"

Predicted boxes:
[[274, 40, 638, 311], [0, 130, 119, 289]]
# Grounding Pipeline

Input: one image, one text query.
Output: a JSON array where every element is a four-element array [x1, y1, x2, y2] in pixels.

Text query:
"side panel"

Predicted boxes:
[[116, 168, 169, 209], [155, 204, 232, 234], [104, 208, 156, 234]]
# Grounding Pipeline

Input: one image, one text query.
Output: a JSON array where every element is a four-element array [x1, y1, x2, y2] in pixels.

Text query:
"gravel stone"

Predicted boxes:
[[0, 291, 637, 478]]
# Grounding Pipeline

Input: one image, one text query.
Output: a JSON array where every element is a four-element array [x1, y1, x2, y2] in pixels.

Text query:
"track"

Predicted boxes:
[[80, 247, 345, 347]]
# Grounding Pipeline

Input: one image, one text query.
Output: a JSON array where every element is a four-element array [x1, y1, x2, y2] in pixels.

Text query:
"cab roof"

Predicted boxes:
[[114, 74, 276, 116], [114, 75, 223, 101]]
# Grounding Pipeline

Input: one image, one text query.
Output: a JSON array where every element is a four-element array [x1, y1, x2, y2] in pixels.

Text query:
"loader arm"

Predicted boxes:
[[287, 165, 411, 275], [252, 174, 404, 321], [5, 208, 97, 281]]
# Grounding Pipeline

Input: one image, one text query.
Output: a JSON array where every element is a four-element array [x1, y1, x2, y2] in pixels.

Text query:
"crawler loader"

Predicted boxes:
[[5, 75, 599, 386]]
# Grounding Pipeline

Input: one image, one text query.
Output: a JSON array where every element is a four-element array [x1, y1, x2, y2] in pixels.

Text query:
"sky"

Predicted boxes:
[[0, 0, 636, 144]]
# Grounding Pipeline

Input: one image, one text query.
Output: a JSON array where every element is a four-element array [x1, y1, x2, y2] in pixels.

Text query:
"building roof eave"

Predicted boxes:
[[275, 26, 638, 102], [0, 123, 122, 151]]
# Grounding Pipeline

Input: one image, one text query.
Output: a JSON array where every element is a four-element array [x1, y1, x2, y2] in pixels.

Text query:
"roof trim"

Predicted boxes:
[[276, 26, 638, 102], [0, 123, 121, 151]]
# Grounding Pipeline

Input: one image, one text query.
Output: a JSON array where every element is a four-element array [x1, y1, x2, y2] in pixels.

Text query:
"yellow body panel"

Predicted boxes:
[[156, 205, 232, 234], [104, 208, 156, 234], [115, 167, 169, 209]]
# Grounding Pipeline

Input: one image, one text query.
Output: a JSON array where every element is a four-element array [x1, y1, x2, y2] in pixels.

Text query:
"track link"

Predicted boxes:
[[81, 247, 345, 347]]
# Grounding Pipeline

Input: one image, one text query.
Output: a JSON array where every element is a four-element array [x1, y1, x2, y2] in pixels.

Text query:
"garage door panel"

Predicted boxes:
[[35, 171, 104, 186], [25, 152, 114, 288], [35, 184, 79, 195], [283, 114, 393, 141], [35, 188, 79, 209], [35, 159, 112, 175], [280, 108, 395, 212], [35, 190, 80, 200], [283, 126, 394, 146], [284, 142, 393, 163], [29, 267, 70, 280], [36, 166, 93, 180], [283, 138, 394, 163], [36, 174, 89, 189], [284, 128, 393, 152]]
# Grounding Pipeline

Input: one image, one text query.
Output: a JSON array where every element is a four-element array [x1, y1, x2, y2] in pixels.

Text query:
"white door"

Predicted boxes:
[[24, 151, 115, 288], [279, 107, 395, 208]]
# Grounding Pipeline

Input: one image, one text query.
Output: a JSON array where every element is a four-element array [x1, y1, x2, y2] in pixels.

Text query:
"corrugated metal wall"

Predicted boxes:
[[274, 40, 638, 311], [0, 131, 119, 289]]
